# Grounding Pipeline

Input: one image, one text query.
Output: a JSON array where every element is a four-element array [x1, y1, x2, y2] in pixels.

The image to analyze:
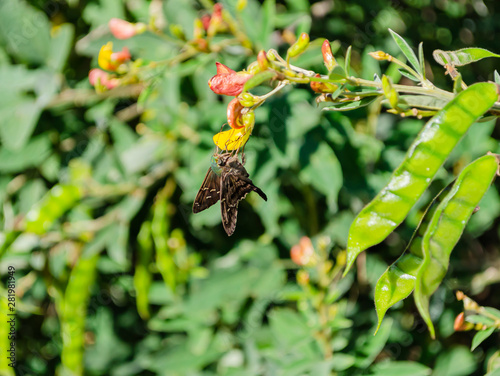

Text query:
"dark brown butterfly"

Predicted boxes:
[[193, 153, 267, 236]]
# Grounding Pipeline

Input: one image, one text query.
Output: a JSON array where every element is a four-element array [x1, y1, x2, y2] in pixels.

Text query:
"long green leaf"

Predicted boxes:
[[433, 48, 500, 67], [389, 29, 421, 75], [471, 327, 496, 351]]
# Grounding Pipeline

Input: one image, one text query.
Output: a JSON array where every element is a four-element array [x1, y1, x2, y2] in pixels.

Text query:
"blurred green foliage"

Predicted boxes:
[[0, 0, 499, 375]]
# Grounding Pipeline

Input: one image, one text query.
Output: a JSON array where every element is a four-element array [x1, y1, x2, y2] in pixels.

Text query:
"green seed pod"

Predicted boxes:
[[25, 184, 83, 234], [287, 32, 310, 59], [345, 82, 499, 275], [60, 253, 99, 375], [374, 154, 499, 337]]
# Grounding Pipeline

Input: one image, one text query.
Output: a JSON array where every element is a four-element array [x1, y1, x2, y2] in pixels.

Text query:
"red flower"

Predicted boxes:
[[208, 62, 252, 96]]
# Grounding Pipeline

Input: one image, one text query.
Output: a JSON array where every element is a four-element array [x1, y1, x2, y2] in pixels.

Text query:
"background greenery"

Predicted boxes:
[[1, 0, 499, 375]]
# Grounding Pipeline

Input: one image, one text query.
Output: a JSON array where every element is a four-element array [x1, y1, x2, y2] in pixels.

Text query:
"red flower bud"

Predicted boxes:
[[201, 15, 211, 31], [453, 312, 474, 331], [208, 62, 252, 96], [322, 40, 337, 71]]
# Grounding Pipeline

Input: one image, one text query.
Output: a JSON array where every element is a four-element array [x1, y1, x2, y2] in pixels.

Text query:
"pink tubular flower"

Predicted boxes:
[[88, 69, 119, 90], [208, 62, 252, 96], [109, 18, 146, 40]]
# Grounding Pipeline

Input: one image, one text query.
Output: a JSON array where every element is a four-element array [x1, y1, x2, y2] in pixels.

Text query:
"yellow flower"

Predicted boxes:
[[213, 111, 254, 151], [98, 42, 131, 71]]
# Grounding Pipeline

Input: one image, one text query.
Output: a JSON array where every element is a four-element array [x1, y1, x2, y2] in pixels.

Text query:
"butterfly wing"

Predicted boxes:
[[220, 161, 267, 236], [192, 167, 221, 213]]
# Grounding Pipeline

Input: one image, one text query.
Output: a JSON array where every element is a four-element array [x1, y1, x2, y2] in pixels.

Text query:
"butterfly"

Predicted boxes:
[[192, 153, 267, 236]]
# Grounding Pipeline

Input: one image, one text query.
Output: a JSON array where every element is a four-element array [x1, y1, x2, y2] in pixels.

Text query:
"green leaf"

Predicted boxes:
[[242, 70, 276, 92], [47, 23, 74, 71], [399, 70, 420, 82], [0, 1, 51, 64], [484, 307, 500, 320], [471, 327, 496, 351], [465, 314, 495, 326], [432, 346, 476, 376], [433, 48, 500, 67], [328, 64, 347, 82], [494, 70, 500, 85], [356, 319, 392, 368], [344, 83, 498, 275], [299, 142, 343, 212], [269, 308, 313, 347], [369, 361, 431, 376], [0, 67, 58, 150], [414, 154, 499, 337], [398, 95, 449, 110], [0, 135, 51, 173], [388, 28, 421, 75], [418, 42, 426, 80], [345, 45, 352, 77]]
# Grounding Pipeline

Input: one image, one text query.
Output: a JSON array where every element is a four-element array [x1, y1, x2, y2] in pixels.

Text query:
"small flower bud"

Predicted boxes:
[[369, 51, 391, 61], [322, 40, 337, 71], [297, 270, 310, 286], [454, 312, 474, 331], [193, 18, 205, 39], [169, 24, 186, 40], [257, 50, 269, 71], [246, 61, 261, 75], [109, 18, 146, 39], [236, 0, 247, 11], [287, 32, 310, 59], [238, 93, 256, 107]]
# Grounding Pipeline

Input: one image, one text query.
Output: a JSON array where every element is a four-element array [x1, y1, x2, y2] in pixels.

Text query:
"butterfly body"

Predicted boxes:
[[193, 153, 267, 236]]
